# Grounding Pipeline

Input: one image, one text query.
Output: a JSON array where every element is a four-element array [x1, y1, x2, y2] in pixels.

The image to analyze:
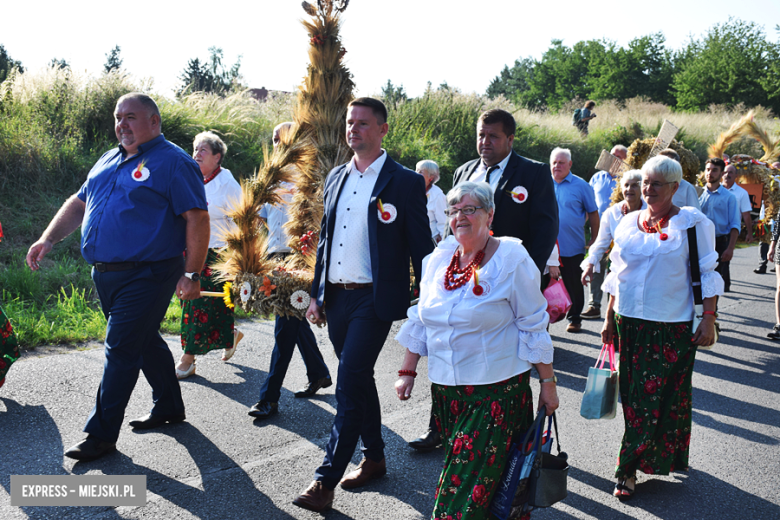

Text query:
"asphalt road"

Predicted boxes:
[[1, 245, 779, 520]]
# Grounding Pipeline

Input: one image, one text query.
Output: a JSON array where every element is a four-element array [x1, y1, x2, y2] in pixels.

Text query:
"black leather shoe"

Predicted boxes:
[[294, 376, 333, 398], [409, 428, 442, 451], [754, 265, 767, 274], [65, 437, 117, 461], [129, 413, 186, 430], [248, 401, 278, 418]]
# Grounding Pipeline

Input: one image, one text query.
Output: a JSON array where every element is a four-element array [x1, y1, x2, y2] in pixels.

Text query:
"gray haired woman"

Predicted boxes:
[[395, 181, 558, 519], [416, 160, 448, 244]]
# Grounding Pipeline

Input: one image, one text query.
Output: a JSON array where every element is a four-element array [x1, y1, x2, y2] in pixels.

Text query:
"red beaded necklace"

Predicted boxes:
[[444, 237, 489, 291], [641, 210, 671, 240], [203, 166, 222, 185]]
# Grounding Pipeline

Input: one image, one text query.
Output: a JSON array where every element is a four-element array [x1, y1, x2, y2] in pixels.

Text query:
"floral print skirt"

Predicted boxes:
[[614, 314, 696, 479], [0, 305, 20, 388], [431, 372, 534, 520], [180, 249, 234, 355]]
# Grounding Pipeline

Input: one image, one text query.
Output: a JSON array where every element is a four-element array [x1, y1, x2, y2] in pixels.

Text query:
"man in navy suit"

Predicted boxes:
[[409, 108, 559, 451], [293, 97, 433, 512]]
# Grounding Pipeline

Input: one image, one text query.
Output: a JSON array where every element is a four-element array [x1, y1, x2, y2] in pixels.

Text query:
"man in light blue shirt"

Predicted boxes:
[[551, 147, 599, 332], [699, 158, 741, 292], [583, 145, 627, 319]]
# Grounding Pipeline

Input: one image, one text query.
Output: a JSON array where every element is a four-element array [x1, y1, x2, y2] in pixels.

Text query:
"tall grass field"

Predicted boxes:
[[1, 68, 778, 347]]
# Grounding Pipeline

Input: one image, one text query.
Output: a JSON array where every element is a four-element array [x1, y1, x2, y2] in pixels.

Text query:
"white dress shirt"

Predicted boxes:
[[581, 200, 646, 272], [726, 183, 752, 213], [672, 179, 701, 210], [395, 236, 553, 386], [259, 183, 294, 254], [205, 168, 242, 249], [468, 152, 512, 193], [328, 151, 386, 284], [602, 207, 724, 322], [426, 184, 448, 238]]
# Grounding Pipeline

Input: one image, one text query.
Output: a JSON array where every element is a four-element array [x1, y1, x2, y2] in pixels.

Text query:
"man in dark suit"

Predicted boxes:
[[409, 108, 559, 451], [293, 97, 433, 512]]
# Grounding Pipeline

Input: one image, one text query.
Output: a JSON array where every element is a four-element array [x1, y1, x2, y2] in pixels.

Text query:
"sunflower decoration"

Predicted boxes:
[[215, 0, 354, 319]]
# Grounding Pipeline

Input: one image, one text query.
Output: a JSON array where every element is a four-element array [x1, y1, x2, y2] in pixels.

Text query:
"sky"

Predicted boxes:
[[4, 0, 780, 99]]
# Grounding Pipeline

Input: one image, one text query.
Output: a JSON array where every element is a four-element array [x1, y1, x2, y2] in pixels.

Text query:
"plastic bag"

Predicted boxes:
[[543, 277, 571, 324]]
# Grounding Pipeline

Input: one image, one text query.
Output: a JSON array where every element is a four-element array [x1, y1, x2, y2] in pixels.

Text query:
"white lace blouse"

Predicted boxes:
[[602, 207, 724, 322], [580, 200, 646, 273], [395, 236, 553, 386]]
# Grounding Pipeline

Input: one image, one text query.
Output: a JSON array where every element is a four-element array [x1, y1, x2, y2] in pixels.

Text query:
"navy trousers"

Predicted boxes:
[[258, 315, 330, 403], [84, 257, 185, 443], [314, 286, 392, 489]]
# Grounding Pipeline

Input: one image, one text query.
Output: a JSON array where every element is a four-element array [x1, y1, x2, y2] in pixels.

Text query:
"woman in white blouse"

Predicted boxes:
[[581, 169, 645, 285], [601, 156, 721, 500], [416, 160, 448, 245], [176, 131, 243, 379], [395, 181, 558, 520]]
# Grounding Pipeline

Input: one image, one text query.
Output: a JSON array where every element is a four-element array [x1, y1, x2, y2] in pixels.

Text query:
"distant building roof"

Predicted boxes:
[[249, 88, 292, 101]]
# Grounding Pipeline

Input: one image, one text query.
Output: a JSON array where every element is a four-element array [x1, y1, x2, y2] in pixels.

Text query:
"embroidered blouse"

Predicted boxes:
[[581, 200, 646, 273], [395, 236, 553, 386], [602, 207, 724, 322]]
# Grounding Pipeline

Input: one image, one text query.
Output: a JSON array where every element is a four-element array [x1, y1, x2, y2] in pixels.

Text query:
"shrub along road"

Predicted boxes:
[[0, 246, 778, 519]]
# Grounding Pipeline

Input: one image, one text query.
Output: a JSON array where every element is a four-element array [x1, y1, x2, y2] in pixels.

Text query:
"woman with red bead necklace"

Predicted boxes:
[[176, 131, 243, 379], [601, 156, 722, 499], [394, 181, 557, 520]]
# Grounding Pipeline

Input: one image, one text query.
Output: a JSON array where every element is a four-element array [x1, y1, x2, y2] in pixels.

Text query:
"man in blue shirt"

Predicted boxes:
[[699, 157, 741, 292], [551, 148, 599, 333], [26, 93, 210, 461], [583, 144, 627, 320]]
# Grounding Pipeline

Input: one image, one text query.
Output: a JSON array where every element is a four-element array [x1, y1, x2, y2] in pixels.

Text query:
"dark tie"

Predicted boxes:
[[485, 165, 499, 184]]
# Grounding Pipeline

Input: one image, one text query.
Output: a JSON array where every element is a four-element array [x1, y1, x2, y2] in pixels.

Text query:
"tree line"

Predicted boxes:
[[486, 18, 780, 113]]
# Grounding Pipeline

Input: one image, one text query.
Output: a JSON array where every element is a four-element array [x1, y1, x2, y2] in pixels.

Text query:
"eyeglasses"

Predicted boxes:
[[444, 206, 483, 217], [641, 181, 676, 190]]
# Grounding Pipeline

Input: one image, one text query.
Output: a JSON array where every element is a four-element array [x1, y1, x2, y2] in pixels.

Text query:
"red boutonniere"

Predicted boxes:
[[261, 276, 277, 297], [472, 268, 484, 296]]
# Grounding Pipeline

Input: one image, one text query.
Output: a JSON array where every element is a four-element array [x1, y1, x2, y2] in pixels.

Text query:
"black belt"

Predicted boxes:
[[93, 261, 146, 272], [326, 282, 373, 290]]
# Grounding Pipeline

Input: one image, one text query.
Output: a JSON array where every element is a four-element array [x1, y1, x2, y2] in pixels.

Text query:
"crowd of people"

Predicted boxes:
[[3, 90, 775, 518]]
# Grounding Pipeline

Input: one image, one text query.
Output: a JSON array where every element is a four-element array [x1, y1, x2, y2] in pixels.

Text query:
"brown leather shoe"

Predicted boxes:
[[566, 322, 582, 333], [292, 480, 334, 512], [340, 457, 387, 489]]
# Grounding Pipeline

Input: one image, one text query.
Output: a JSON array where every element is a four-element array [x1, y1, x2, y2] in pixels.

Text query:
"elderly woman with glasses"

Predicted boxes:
[[416, 160, 448, 244], [601, 156, 722, 499], [176, 131, 243, 379], [581, 169, 646, 286], [395, 181, 558, 520]]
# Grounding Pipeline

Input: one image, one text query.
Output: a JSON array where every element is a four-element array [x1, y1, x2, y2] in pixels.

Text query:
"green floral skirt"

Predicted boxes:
[[0, 305, 20, 388], [431, 372, 534, 520], [180, 249, 234, 355], [614, 314, 697, 479]]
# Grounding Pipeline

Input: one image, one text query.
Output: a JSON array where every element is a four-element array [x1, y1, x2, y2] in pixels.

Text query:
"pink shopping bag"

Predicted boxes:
[[543, 278, 572, 324]]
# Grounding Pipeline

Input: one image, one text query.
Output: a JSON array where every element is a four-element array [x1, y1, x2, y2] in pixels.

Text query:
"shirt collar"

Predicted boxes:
[[482, 151, 512, 174], [119, 134, 166, 159], [349, 149, 387, 176], [553, 171, 574, 183]]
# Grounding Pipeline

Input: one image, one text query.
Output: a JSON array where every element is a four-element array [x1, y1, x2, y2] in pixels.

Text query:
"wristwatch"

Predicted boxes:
[[539, 376, 557, 384], [184, 272, 201, 282]]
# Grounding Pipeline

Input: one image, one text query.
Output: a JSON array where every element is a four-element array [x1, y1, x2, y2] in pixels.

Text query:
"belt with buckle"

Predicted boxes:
[[327, 282, 373, 290], [93, 261, 144, 273]]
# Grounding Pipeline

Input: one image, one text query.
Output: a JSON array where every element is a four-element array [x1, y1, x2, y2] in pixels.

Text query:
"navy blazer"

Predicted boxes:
[[311, 155, 433, 322], [452, 151, 558, 273]]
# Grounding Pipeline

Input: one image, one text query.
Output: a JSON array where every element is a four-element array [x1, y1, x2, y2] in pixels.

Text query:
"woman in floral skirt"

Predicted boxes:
[[395, 182, 558, 520], [0, 222, 20, 387], [601, 156, 722, 499], [176, 132, 243, 379]]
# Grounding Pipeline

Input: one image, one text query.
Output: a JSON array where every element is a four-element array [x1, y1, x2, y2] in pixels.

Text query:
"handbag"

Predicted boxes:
[[490, 407, 568, 519], [687, 227, 719, 349], [543, 277, 572, 324], [579, 343, 619, 420]]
